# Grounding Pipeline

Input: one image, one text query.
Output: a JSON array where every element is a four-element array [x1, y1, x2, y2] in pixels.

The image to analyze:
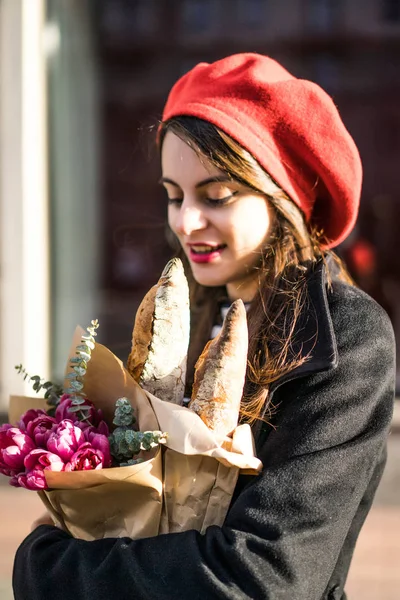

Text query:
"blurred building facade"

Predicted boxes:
[[96, 0, 400, 376], [0, 0, 400, 411]]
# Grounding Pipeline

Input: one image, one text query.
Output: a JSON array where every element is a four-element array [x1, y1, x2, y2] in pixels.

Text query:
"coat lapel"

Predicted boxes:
[[268, 259, 339, 400]]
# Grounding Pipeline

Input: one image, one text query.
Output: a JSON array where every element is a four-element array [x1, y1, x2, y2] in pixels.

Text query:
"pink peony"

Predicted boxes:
[[47, 419, 85, 461], [17, 409, 48, 431], [65, 443, 107, 471], [24, 448, 65, 473], [55, 394, 104, 426], [16, 469, 47, 490], [0, 427, 35, 474], [83, 427, 111, 467], [0, 423, 13, 433], [26, 415, 58, 448], [9, 474, 20, 487]]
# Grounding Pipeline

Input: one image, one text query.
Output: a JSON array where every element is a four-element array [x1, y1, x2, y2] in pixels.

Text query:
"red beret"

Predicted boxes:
[[161, 53, 362, 248]]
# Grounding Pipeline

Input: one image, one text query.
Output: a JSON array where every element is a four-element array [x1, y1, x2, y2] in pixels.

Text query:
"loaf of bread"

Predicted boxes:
[[127, 258, 190, 405], [189, 299, 248, 439]]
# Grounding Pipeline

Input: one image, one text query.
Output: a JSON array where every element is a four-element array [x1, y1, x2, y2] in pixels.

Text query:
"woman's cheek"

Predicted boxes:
[[167, 206, 175, 231]]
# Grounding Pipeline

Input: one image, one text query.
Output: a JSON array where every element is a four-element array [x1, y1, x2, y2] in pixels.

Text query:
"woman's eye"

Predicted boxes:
[[167, 197, 183, 206], [205, 191, 238, 206], [165, 190, 239, 207]]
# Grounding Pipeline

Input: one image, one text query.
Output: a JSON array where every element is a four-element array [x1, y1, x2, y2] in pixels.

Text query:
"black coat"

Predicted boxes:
[[13, 261, 396, 600]]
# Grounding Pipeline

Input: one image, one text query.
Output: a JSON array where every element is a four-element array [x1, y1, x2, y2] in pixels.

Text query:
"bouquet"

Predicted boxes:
[[3, 259, 262, 540]]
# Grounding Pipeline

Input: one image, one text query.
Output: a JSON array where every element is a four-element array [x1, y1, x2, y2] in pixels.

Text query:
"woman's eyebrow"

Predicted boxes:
[[158, 176, 232, 188], [158, 177, 179, 187]]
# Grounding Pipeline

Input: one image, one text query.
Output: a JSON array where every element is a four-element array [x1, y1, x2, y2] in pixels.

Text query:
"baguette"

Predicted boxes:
[[127, 258, 190, 405], [189, 299, 248, 439]]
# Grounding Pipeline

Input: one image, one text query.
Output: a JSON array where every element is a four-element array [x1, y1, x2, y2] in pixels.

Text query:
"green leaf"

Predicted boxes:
[[69, 380, 83, 391], [69, 357, 81, 364], [76, 344, 90, 353], [73, 366, 86, 377], [81, 333, 94, 340], [77, 351, 91, 361], [71, 397, 86, 405], [65, 372, 78, 380], [45, 391, 59, 403], [82, 339, 95, 350]]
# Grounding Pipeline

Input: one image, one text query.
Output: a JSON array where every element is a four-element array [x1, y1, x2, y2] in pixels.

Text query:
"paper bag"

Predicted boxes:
[[8, 388, 164, 541], [8, 327, 262, 541], [144, 392, 262, 534]]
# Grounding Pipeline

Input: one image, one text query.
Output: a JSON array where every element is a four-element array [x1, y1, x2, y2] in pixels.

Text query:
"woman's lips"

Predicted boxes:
[[188, 244, 226, 264]]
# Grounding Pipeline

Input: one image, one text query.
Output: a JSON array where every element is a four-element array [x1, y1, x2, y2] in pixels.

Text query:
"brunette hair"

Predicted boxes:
[[158, 116, 352, 425]]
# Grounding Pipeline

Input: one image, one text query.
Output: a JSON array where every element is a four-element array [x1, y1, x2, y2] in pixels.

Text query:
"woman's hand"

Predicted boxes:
[[31, 511, 55, 531]]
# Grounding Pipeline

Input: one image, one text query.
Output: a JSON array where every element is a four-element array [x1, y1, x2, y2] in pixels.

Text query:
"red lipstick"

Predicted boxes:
[[188, 243, 226, 264]]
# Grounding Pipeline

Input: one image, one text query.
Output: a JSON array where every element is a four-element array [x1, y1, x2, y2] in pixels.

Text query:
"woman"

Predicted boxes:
[[13, 53, 395, 600]]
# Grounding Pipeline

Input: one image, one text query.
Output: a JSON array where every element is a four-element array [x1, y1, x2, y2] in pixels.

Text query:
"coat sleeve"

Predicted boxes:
[[12, 292, 395, 600]]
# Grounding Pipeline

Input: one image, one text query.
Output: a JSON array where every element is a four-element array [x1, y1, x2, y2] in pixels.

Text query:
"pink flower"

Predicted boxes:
[[9, 474, 20, 487], [0, 427, 35, 475], [47, 419, 85, 461], [17, 409, 48, 431], [83, 428, 111, 467], [16, 469, 47, 490], [96, 421, 110, 437], [55, 394, 104, 426], [26, 415, 57, 448], [0, 423, 13, 433], [65, 443, 107, 471], [24, 448, 65, 473], [75, 419, 109, 435], [0, 465, 18, 478]]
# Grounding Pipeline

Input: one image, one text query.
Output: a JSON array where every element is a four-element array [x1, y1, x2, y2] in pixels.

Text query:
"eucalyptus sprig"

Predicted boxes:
[[64, 319, 99, 423], [108, 398, 167, 466], [14, 364, 63, 415]]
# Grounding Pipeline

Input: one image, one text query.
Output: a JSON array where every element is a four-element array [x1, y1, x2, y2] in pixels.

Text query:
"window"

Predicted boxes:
[[383, 0, 400, 22], [100, 0, 157, 37], [181, 0, 217, 35], [235, 0, 267, 30], [306, 0, 342, 33], [312, 54, 339, 92]]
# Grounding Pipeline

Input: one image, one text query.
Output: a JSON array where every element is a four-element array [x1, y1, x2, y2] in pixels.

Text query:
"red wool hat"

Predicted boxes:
[[161, 53, 362, 248]]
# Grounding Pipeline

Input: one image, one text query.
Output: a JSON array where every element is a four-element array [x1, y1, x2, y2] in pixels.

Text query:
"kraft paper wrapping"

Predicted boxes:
[[9, 392, 163, 541], [8, 326, 262, 541], [144, 393, 261, 534]]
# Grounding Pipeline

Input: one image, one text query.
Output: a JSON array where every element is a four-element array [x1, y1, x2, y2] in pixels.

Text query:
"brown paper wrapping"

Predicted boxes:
[[9, 392, 163, 541], [8, 395, 48, 426], [40, 450, 162, 540], [8, 327, 262, 541], [144, 393, 260, 534]]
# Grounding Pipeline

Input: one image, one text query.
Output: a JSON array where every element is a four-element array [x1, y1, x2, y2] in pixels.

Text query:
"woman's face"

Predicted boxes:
[[161, 131, 274, 301]]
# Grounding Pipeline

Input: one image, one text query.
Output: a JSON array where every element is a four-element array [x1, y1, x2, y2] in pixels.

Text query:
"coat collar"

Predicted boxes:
[[268, 258, 339, 398], [252, 259, 339, 442]]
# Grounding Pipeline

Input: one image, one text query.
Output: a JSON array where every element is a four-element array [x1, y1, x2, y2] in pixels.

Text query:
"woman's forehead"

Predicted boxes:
[[161, 131, 223, 184]]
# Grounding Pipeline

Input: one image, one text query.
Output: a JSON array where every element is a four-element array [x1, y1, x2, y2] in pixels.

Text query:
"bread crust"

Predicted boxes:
[[189, 299, 248, 438], [127, 284, 158, 382], [127, 258, 190, 404]]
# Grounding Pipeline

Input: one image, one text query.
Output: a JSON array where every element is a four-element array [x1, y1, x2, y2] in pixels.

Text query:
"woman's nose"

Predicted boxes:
[[174, 202, 207, 235]]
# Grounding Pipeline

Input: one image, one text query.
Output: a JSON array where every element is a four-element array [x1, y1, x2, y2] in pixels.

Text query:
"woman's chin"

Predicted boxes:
[[189, 265, 228, 288]]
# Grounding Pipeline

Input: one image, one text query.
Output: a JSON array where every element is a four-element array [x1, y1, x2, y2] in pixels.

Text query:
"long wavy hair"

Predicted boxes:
[[158, 116, 352, 425]]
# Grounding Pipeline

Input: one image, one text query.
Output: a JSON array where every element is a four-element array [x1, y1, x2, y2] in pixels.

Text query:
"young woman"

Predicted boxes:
[[13, 53, 395, 600]]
